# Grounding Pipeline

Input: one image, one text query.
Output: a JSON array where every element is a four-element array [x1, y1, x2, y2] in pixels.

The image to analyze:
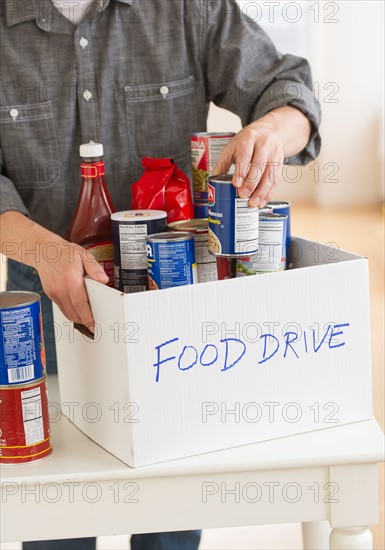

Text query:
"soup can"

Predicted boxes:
[[236, 213, 288, 275], [191, 132, 235, 206], [267, 201, 291, 266], [208, 175, 259, 256], [0, 377, 52, 464], [167, 219, 217, 283], [0, 291, 47, 386], [147, 232, 197, 290], [112, 210, 167, 293]]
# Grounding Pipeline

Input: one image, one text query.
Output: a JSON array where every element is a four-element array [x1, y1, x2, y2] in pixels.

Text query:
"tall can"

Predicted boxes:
[[267, 201, 291, 266], [0, 292, 47, 386], [236, 213, 288, 275], [0, 377, 52, 464], [167, 219, 217, 283], [191, 132, 235, 210], [208, 175, 259, 256], [147, 232, 197, 290], [112, 210, 167, 293]]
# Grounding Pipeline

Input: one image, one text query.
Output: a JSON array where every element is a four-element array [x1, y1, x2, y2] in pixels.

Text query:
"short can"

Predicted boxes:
[[191, 132, 235, 205], [168, 219, 217, 283], [112, 210, 167, 293], [147, 232, 197, 290], [208, 175, 259, 256], [0, 292, 47, 386], [0, 377, 52, 464], [236, 213, 288, 275], [267, 201, 291, 266]]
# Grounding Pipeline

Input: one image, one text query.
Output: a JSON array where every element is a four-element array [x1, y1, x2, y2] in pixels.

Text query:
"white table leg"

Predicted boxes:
[[329, 526, 372, 550], [302, 520, 331, 550]]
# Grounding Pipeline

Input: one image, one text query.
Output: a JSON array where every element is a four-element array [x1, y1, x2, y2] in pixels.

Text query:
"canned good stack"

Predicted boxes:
[[0, 292, 52, 464], [112, 134, 292, 292]]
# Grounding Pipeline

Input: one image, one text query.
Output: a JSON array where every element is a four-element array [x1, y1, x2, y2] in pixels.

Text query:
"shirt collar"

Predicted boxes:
[[3, 0, 135, 27]]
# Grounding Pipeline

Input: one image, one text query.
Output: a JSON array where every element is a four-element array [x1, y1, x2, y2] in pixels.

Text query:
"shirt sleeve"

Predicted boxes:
[[0, 145, 30, 216], [203, 0, 321, 165]]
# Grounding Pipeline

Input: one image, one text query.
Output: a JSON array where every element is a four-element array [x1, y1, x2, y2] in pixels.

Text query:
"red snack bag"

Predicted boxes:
[[131, 158, 194, 223]]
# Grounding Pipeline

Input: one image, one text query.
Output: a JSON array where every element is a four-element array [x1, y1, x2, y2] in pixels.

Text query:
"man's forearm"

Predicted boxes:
[[0, 211, 65, 268]]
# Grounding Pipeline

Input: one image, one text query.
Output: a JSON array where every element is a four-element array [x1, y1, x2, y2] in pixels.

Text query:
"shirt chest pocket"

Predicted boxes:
[[0, 102, 60, 189], [123, 75, 194, 164]]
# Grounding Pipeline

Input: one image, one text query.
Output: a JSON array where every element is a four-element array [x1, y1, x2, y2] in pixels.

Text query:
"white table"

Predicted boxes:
[[1, 375, 384, 549]]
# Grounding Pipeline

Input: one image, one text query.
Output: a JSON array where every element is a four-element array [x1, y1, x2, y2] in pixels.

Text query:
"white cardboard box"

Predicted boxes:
[[53, 237, 373, 467]]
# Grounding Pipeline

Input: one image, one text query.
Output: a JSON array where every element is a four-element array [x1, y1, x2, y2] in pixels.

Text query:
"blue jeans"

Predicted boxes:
[[7, 259, 201, 550]]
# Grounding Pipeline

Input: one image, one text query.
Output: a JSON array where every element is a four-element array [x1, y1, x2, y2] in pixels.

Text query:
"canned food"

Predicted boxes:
[[168, 219, 217, 283], [208, 175, 259, 256], [267, 201, 291, 266], [0, 292, 47, 386], [236, 213, 288, 275], [147, 232, 197, 290], [191, 132, 235, 205], [0, 377, 52, 464], [216, 257, 237, 280], [112, 210, 167, 293]]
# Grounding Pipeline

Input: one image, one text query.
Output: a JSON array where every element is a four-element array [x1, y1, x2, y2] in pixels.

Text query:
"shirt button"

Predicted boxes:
[[9, 108, 19, 119], [79, 37, 88, 48], [160, 85, 170, 96], [83, 89, 93, 101]]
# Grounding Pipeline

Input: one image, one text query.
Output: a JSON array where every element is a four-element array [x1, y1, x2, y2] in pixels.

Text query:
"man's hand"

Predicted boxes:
[[36, 240, 108, 331], [212, 106, 312, 208], [0, 211, 108, 331]]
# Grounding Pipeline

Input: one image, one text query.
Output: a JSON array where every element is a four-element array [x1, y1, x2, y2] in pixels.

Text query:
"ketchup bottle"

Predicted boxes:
[[67, 141, 116, 286]]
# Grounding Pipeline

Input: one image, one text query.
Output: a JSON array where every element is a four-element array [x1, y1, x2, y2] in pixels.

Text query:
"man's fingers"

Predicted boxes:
[[237, 151, 268, 201], [69, 282, 95, 332], [48, 290, 82, 325], [82, 249, 109, 283], [249, 160, 282, 208]]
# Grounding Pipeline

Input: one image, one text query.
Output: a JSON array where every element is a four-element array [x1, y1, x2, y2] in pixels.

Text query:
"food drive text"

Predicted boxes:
[[153, 323, 350, 382]]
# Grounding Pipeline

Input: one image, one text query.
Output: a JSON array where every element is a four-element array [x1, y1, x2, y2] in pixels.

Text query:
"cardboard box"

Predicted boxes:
[[53, 238, 373, 467]]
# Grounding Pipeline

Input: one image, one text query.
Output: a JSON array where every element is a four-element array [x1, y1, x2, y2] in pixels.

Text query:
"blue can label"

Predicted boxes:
[[208, 180, 259, 255], [0, 300, 46, 385], [193, 203, 208, 218], [147, 239, 197, 289], [268, 201, 291, 266]]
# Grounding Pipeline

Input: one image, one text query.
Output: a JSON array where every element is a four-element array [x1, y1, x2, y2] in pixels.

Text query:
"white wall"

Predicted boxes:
[[207, 1, 385, 205]]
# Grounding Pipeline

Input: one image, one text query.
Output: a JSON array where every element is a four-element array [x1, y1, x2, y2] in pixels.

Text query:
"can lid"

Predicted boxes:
[[168, 219, 208, 233], [111, 210, 167, 222], [260, 213, 288, 220], [209, 174, 233, 184], [191, 132, 236, 137], [266, 201, 291, 209], [79, 141, 104, 158], [147, 231, 195, 242], [0, 291, 40, 309]]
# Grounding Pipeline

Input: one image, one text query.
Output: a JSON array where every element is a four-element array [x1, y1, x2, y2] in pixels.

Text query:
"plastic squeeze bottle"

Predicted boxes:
[[67, 141, 116, 286]]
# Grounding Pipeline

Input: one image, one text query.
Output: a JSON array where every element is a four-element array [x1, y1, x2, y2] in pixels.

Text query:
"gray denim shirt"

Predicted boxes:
[[0, 0, 321, 237]]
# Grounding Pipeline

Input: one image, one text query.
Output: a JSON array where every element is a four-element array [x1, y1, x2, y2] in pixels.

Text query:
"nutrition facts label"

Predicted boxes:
[[194, 235, 217, 283], [235, 199, 259, 254], [158, 242, 197, 287], [1, 307, 35, 383], [254, 219, 285, 271], [119, 224, 148, 270], [21, 387, 44, 445]]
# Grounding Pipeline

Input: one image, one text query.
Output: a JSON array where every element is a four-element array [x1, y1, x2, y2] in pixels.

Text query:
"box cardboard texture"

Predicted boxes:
[[53, 238, 373, 467]]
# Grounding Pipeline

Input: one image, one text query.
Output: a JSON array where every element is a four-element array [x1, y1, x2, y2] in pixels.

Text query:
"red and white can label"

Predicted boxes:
[[0, 378, 52, 464]]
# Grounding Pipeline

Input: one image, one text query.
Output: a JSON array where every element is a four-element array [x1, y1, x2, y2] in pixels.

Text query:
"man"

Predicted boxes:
[[0, 0, 321, 548]]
